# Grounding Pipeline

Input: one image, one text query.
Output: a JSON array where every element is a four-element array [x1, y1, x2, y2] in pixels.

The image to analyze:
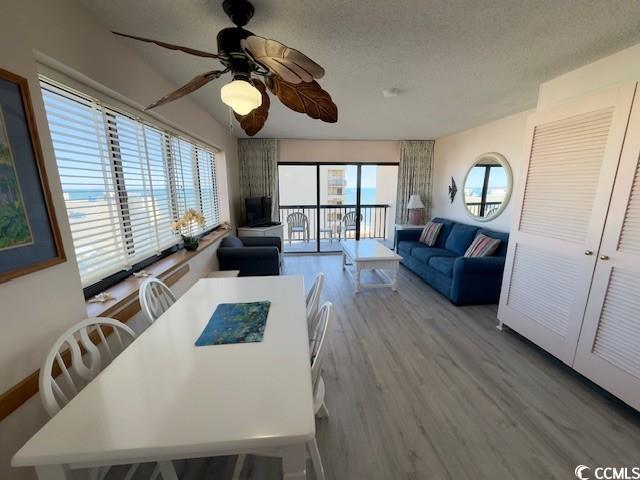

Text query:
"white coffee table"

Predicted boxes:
[[341, 239, 403, 293]]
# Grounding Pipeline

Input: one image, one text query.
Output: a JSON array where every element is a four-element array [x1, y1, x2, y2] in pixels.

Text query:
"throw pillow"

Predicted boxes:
[[464, 233, 501, 257], [418, 222, 443, 246]]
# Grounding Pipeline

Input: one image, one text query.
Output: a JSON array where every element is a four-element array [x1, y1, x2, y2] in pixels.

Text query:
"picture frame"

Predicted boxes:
[[0, 67, 65, 283]]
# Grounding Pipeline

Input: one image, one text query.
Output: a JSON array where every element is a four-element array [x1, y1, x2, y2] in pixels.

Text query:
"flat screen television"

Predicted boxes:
[[245, 197, 274, 227]]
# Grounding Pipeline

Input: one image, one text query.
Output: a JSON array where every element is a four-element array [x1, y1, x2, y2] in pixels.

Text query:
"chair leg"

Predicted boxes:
[[158, 461, 178, 480], [123, 463, 140, 480], [149, 464, 161, 480], [307, 438, 325, 480], [317, 401, 330, 419], [232, 454, 246, 480]]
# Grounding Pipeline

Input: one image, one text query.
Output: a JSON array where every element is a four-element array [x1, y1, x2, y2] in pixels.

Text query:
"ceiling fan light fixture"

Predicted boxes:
[[221, 79, 262, 115]]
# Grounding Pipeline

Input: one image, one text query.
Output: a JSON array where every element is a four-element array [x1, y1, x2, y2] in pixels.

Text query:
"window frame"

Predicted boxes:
[[39, 77, 221, 298]]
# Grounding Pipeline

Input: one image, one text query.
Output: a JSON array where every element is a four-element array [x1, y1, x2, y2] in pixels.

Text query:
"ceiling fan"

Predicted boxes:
[[113, 0, 337, 136]]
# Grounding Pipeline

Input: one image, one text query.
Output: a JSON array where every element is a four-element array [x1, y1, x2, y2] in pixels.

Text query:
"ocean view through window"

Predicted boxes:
[[40, 78, 220, 290]]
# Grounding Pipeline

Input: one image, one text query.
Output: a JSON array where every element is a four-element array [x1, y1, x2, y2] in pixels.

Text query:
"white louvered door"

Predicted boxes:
[[572, 90, 640, 411], [498, 83, 637, 364]]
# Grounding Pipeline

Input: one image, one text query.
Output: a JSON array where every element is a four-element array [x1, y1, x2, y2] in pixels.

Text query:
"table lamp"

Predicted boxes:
[[407, 194, 425, 225]]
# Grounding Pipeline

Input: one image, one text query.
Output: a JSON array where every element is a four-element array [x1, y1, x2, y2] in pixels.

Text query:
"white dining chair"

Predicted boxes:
[[306, 272, 324, 331], [39, 317, 173, 480], [232, 302, 334, 480], [139, 277, 177, 326]]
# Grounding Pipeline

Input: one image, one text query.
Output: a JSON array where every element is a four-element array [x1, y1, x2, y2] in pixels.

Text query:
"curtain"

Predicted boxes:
[[395, 140, 434, 224], [238, 138, 279, 222]]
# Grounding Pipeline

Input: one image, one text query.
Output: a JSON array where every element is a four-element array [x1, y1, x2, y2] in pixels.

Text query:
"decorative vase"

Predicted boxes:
[[182, 236, 199, 251]]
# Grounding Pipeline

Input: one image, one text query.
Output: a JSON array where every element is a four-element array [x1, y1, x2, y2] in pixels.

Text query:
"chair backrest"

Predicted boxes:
[[306, 273, 324, 329], [342, 211, 361, 226], [39, 317, 136, 417], [139, 277, 177, 325], [310, 302, 333, 389], [287, 212, 309, 229]]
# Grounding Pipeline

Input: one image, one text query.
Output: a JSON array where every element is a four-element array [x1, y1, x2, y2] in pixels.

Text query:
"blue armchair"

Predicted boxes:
[[395, 217, 508, 305], [217, 236, 281, 277]]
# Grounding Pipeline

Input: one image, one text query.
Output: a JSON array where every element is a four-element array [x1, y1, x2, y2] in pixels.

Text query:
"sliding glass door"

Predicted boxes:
[[279, 163, 398, 254]]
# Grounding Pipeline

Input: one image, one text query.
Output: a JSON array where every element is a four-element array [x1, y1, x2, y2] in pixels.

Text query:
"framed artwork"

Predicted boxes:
[[0, 68, 65, 283]]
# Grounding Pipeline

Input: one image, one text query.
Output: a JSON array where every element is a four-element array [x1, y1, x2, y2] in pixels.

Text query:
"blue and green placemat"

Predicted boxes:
[[195, 301, 270, 346]]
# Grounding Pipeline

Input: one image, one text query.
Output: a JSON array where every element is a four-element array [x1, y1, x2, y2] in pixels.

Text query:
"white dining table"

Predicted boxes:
[[12, 276, 315, 479]]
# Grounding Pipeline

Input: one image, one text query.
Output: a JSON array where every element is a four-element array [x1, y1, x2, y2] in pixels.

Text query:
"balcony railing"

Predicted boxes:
[[279, 204, 390, 242], [466, 201, 501, 217]]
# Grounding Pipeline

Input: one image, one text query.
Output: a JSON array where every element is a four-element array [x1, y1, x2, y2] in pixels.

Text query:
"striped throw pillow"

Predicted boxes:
[[464, 233, 501, 257], [418, 222, 443, 246]]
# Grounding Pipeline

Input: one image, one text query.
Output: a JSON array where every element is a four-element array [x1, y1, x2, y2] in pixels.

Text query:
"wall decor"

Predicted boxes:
[[0, 68, 65, 284], [448, 176, 457, 203]]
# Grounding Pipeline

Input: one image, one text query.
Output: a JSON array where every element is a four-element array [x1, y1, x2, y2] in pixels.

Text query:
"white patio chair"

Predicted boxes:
[[287, 212, 310, 246], [139, 277, 177, 326], [232, 302, 334, 480], [338, 211, 361, 240]]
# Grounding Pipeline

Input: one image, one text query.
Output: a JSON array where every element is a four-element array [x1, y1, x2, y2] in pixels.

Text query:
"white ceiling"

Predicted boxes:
[[79, 0, 640, 140]]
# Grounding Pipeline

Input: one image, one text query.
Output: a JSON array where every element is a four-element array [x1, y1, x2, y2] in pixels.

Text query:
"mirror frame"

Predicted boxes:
[[462, 152, 513, 222]]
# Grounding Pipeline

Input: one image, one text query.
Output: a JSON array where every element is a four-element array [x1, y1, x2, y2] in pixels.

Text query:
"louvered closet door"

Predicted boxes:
[[573, 89, 640, 410], [498, 83, 637, 365]]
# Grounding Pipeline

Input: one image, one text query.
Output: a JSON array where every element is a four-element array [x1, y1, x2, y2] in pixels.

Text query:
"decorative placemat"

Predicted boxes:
[[195, 301, 271, 346]]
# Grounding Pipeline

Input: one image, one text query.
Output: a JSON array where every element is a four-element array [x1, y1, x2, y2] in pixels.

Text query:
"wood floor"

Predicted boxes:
[[123, 254, 640, 480]]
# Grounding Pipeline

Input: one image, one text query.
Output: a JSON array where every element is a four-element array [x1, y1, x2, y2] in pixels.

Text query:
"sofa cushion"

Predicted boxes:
[[464, 233, 502, 257], [445, 223, 479, 256], [428, 256, 456, 277], [398, 241, 427, 257], [412, 247, 456, 264], [220, 236, 244, 248], [477, 228, 509, 256], [431, 217, 456, 248], [418, 222, 443, 246]]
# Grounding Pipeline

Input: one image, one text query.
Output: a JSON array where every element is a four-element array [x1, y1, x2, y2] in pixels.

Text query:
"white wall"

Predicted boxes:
[[0, 1, 239, 478], [432, 110, 532, 232], [279, 139, 400, 164], [538, 43, 640, 109]]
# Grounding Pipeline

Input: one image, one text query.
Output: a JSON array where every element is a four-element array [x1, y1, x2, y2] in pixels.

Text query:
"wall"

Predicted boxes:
[[0, 1, 238, 479], [538, 43, 640, 109], [279, 139, 400, 164], [431, 110, 532, 232]]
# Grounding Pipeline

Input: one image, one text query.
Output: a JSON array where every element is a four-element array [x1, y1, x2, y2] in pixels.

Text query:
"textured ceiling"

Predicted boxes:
[[79, 0, 640, 140]]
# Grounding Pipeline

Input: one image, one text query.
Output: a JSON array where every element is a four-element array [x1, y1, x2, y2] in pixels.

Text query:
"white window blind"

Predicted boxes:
[[40, 79, 221, 287]]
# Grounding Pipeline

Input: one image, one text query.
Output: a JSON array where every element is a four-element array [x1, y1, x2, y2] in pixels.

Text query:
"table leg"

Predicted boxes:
[[392, 262, 399, 292], [282, 443, 307, 479], [341, 251, 346, 270], [35, 465, 68, 480], [355, 265, 361, 293]]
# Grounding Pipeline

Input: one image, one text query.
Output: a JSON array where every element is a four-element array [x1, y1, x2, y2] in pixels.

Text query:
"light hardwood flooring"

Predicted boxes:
[[121, 254, 640, 480]]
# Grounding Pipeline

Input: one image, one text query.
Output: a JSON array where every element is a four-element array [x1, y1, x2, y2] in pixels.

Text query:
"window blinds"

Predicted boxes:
[[40, 80, 220, 287]]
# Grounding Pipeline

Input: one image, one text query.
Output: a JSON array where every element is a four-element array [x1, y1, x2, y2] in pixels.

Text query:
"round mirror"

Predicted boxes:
[[463, 152, 512, 221]]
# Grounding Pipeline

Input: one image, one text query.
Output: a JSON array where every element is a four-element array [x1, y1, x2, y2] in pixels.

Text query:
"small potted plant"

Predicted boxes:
[[172, 209, 206, 251]]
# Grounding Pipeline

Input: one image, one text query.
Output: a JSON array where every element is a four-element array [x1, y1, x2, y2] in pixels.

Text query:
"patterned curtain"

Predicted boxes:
[[238, 138, 279, 222], [395, 140, 434, 223]]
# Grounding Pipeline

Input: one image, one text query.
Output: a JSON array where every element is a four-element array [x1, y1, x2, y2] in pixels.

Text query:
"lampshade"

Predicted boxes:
[[407, 194, 425, 209], [220, 79, 262, 115]]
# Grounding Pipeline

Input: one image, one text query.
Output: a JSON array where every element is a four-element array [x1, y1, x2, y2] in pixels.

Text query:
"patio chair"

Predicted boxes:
[[338, 211, 362, 240], [287, 212, 310, 246]]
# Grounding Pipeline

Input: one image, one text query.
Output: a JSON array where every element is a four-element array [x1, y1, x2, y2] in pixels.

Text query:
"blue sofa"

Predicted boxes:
[[395, 217, 509, 305]]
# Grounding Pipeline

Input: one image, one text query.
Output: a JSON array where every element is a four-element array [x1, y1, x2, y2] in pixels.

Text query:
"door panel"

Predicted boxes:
[[573, 90, 640, 411], [498, 83, 636, 365]]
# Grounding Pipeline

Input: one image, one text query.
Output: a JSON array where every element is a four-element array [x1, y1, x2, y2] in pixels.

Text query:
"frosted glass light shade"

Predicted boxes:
[[220, 79, 262, 115], [407, 194, 425, 209]]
